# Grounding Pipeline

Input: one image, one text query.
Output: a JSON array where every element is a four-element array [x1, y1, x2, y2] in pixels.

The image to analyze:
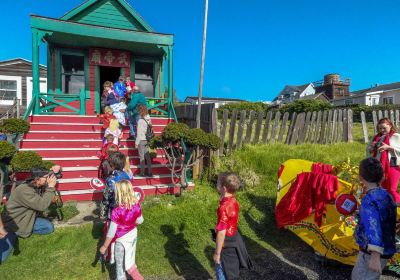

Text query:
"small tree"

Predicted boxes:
[[0, 118, 30, 144], [150, 123, 221, 191]]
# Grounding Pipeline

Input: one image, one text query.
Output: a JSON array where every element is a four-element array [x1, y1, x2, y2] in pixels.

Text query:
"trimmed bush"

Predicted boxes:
[[162, 123, 190, 142], [11, 151, 44, 171], [218, 102, 268, 113], [42, 160, 56, 170], [149, 135, 163, 149], [0, 141, 17, 160], [280, 99, 332, 114], [0, 118, 30, 134], [207, 134, 222, 150]]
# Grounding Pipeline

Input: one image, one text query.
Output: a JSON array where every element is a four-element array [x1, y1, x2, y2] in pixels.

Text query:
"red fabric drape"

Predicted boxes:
[[372, 133, 392, 192], [312, 162, 333, 174], [275, 172, 339, 228]]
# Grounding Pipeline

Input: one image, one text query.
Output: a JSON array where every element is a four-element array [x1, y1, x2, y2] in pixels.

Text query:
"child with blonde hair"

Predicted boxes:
[[103, 119, 123, 146], [100, 180, 144, 280]]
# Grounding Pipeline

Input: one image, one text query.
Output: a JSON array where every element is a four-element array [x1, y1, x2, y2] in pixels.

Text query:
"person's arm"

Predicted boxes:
[[0, 216, 7, 239], [18, 175, 57, 212], [127, 95, 138, 111], [360, 200, 384, 273], [100, 221, 117, 255], [213, 229, 226, 264]]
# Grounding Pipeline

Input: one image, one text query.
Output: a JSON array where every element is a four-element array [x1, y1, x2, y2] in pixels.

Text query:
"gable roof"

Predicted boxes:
[[60, 0, 153, 32], [351, 82, 400, 96], [299, 92, 329, 101], [0, 58, 47, 70]]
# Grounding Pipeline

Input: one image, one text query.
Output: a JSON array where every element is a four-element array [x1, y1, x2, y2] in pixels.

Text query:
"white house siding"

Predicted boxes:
[[299, 84, 316, 98]]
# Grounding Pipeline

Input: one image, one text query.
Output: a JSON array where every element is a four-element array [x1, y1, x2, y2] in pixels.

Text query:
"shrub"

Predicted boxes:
[[280, 99, 332, 114], [162, 123, 190, 142], [219, 102, 268, 113], [11, 151, 44, 171], [0, 118, 30, 134], [149, 135, 163, 149], [42, 160, 55, 170], [184, 128, 208, 148], [207, 134, 222, 150], [0, 141, 16, 160]]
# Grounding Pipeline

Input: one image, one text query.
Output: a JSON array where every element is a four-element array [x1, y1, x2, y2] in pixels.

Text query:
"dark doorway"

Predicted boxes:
[[99, 66, 121, 111]]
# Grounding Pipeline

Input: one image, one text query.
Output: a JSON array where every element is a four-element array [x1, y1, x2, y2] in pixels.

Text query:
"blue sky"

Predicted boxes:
[[0, 0, 399, 101]]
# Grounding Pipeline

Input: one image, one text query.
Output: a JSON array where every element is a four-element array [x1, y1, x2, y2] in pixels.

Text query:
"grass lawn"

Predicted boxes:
[[3, 142, 397, 280]]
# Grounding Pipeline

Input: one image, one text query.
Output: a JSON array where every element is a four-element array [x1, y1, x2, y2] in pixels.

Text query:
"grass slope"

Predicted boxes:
[[4, 142, 395, 280]]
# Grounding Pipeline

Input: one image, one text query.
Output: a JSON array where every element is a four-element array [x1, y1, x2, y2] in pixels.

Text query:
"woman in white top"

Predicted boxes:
[[135, 105, 152, 177], [367, 117, 400, 203]]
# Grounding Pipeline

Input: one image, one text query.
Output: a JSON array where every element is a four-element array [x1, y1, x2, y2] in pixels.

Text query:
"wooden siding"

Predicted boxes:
[[71, 0, 145, 31], [0, 61, 46, 106]]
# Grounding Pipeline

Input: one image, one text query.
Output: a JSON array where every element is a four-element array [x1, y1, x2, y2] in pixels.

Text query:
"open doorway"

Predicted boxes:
[[99, 66, 121, 112]]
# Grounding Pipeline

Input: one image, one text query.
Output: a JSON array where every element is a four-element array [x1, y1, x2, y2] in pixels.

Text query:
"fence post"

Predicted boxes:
[[384, 110, 389, 119], [343, 109, 348, 142], [313, 111, 322, 144], [269, 111, 281, 143], [236, 110, 247, 149], [396, 110, 400, 128], [378, 110, 383, 120], [278, 112, 290, 143], [299, 111, 311, 144], [360, 111, 368, 143], [319, 110, 328, 144], [372, 111, 378, 134], [348, 109, 353, 143], [228, 110, 238, 153], [337, 109, 343, 142], [290, 113, 305, 145], [219, 109, 229, 155], [244, 111, 255, 144], [262, 111, 272, 143], [286, 112, 297, 144], [252, 112, 264, 144], [16, 99, 20, 119], [390, 110, 395, 123], [307, 111, 317, 143], [331, 109, 338, 143]]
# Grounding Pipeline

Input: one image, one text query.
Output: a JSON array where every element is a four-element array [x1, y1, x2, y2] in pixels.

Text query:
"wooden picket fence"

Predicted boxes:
[[217, 108, 354, 155], [360, 109, 400, 143]]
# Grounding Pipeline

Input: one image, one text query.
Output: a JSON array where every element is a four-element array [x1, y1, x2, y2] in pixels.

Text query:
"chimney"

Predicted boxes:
[[375, 83, 379, 87]]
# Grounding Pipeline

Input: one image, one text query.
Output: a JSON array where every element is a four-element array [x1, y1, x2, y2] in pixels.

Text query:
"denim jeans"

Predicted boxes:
[[128, 114, 139, 137], [0, 232, 17, 263], [32, 217, 54, 235], [215, 263, 226, 280]]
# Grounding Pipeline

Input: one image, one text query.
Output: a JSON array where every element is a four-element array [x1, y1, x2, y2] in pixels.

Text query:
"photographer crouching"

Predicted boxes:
[[0, 165, 62, 263]]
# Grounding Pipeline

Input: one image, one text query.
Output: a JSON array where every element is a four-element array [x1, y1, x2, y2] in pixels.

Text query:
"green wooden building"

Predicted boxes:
[[27, 0, 174, 117]]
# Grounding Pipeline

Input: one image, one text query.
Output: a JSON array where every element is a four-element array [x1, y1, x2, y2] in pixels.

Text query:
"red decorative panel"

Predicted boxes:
[[89, 48, 130, 68]]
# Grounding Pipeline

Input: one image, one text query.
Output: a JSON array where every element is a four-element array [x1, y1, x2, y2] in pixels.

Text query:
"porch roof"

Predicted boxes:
[[31, 15, 173, 55]]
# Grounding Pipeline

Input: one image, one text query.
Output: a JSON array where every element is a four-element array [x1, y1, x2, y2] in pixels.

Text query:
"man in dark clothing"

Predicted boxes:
[[0, 166, 59, 263], [127, 86, 147, 139]]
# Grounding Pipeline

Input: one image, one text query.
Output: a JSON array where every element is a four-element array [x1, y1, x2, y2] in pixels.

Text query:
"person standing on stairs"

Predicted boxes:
[[127, 86, 147, 140], [136, 105, 153, 177]]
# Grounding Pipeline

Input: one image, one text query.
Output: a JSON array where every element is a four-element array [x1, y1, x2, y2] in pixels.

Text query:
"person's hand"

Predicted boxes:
[[99, 245, 107, 255], [51, 165, 61, 174], [369, 252, 382, 273], [0, 226, 7, 239], [213, 252, 221, 264], [46, 174, 57, 188], [378, 143, 391, 153], [120, 109, 125, 113]]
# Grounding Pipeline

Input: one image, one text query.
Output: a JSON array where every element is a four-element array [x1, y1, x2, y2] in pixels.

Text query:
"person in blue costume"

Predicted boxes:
[[113, 76, 127, 99], [352, 157, 397, 280]]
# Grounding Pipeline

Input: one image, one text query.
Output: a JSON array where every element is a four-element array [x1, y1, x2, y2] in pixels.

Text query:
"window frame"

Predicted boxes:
[[0, 75, 22, 105], [134, 57, 155, 97], [383, 96, 394, 105]]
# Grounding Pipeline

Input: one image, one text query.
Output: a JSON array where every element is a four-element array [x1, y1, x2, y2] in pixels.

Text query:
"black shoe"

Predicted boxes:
[[147, 173, 153, 177], [127, 135, 136, 140], [139, 173, 145, 177]]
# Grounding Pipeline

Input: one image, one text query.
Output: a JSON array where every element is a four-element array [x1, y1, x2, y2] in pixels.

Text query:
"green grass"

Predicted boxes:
[[0, 143, 367, 280]]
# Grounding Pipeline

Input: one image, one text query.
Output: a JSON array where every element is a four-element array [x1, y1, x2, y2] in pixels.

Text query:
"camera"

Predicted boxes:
[[48, 169, 63, 179]]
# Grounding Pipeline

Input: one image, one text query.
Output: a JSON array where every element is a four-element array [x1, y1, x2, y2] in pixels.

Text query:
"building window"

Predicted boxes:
[[345, 99, 353, 105], [0, 80, 17, 100], [371, 97, 378, 105], [135, 61, 154, 97], [338, 88, 345, 96], [61, 54, 85, 94], [383, 97, 394, 105]]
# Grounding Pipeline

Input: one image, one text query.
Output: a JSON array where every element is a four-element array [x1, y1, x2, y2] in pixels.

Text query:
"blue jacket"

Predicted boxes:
[[355, 187, 397, 257], [100, 170, 131, 219], [127, 92, 147, 116], [104, 91, 119, 106], [114, 81, 126, 98]]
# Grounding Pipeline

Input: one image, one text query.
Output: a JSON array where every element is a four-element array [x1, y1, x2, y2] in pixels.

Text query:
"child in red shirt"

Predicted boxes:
[[97, 106, 116, 129], [213, 172, 253, 280]]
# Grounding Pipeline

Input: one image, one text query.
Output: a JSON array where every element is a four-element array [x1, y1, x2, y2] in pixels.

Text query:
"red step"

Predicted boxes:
[[61, 166, 171, 179], [28, 115, 173, 126], [60, 184, 194, 202], [23, 131, 162, 140], [20, 139, 135, 149], [45, 157, 170, 168], [28, 123, 166, 133], [20, 148, 165, 158]]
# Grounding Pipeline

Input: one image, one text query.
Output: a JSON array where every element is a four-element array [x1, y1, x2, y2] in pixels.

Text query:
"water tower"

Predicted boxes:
[[315, 74, 351, 100]]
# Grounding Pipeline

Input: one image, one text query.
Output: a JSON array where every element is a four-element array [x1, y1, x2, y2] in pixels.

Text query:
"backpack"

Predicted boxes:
[[143, 118, 154, 141]]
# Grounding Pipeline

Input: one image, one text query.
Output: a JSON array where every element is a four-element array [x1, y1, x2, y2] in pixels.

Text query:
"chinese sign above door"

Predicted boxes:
[[89, 48, 131, 67]]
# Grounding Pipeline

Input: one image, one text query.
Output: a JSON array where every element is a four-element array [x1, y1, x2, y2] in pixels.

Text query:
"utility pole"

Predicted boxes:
[[196, 0, 209, 128]]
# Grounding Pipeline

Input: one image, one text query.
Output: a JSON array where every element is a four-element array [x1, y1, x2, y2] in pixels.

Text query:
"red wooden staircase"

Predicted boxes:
[[20, 115, 191, 201]]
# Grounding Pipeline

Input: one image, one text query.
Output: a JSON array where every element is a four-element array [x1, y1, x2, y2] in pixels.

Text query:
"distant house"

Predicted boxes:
[[272, 83, 315, 106], [0, 58, 47, 107], [299, 92, 330, 102], [184, 96, 246, 108], [332, 82, 400, 106]]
